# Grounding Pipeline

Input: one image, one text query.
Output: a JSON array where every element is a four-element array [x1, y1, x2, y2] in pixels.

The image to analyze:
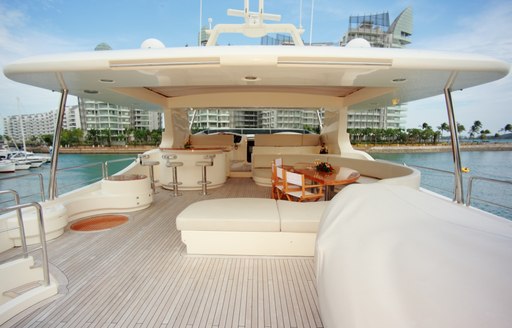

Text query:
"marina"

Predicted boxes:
[[1, 1, 511, 326]]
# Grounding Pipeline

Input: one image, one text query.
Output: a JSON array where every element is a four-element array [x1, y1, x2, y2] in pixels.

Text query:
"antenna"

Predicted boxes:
[[208, 0, 302, 46], [199, 0, 203, 46], [227, 0, 281, 23], [299, 0, 303, 29], [309, 0, 315, 45]]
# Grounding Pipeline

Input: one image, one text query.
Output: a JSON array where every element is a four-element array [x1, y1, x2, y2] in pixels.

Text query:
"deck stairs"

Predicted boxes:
[[0, 191, 58, 326], [0, 256, 58, 325]]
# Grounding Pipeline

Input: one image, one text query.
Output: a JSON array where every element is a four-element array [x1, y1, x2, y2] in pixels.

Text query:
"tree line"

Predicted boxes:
[[348, 121, 512, 144], [2, 122, 510, 148], [1, 128, 163, 148]]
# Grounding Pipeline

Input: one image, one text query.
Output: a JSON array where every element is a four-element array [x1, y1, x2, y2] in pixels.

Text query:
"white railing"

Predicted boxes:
[[0, 191, 50, 286], [408, 164, 511, 219]]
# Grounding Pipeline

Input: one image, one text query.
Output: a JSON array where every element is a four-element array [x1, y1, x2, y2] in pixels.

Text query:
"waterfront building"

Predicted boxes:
[[78, 99, 131, 139], [3, 106, 79, 144], [3, 100, 161, 144], [78, 99, 162, 139], [63, 105, 81, 130], [189, 108, 322, 132], [193, 9, 411, 132], [131, 108, 162, 131], [340, 7, 413, 48], [341, 7, 413, 130]]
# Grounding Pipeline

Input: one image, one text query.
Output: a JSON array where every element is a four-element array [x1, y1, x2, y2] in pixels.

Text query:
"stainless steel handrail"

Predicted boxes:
[[0, 202, 50, 286], [466, 176, 512, 209], [0, 158, 136, 201], [405, 164, 456, 197], [0, 173, 46, 203], [407, 164, 511, 217], [0, 190, 28, 257], [54, 162, 105, 196], [104, 157, 137, 178], [406, 164, 455, 175]]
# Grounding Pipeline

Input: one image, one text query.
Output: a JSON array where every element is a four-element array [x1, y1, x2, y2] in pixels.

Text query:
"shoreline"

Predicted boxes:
[[27, 143, 512, 154], [28, 145, 155, 154], [357, 143, 512, 153]]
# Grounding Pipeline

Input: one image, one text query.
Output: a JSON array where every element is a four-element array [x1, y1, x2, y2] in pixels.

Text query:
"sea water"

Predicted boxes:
[[0, 154, 137, 205], [1, 151, 511, 219], [372, 151, 512, 219]]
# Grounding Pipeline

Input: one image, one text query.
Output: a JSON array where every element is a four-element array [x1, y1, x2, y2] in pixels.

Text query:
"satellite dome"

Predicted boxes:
[[140, 38, 165, 49], [94, 42, 112, 51], [345, 38, 371, 48]]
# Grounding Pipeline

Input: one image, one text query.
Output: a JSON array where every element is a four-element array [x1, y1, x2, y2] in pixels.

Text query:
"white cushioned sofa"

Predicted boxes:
[[176, 198, 329, 256]]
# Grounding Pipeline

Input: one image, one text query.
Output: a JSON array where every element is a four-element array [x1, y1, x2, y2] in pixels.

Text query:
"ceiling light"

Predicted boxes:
[[243, 76, 260, 82]]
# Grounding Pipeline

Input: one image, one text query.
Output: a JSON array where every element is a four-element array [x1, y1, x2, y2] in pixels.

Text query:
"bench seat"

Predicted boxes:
[[176, 198, 329, 256], [176, 198, 279, 232]]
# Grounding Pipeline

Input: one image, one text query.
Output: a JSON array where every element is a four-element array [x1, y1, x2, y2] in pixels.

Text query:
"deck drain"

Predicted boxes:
[[70, 214, 128, 232]]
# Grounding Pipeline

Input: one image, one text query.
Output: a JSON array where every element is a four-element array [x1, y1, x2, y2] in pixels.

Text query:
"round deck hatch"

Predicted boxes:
[[70, 214, 128, 232]]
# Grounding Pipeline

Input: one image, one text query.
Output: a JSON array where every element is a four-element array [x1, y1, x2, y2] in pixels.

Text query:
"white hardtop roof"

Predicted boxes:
[[3, 44, 509, 111]]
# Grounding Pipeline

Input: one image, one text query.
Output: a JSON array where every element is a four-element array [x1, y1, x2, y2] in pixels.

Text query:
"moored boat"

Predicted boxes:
[[1, 1, 511, 326], [13, 161, 30, 170], [0, 160, 15, 173]]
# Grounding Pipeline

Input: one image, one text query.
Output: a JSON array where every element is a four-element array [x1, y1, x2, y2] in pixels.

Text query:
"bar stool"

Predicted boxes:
[[196, 154, 215, 195], [139, 155, 160, 194], [162, 154, 183, 197]]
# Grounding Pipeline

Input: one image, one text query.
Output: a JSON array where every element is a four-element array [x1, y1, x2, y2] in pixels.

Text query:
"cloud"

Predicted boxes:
[[416, 1, 512, 61], [406, 1, 512, 133], [0, 3, 80, 134]]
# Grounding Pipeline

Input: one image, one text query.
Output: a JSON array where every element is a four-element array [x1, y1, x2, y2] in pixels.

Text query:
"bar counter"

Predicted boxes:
[[159, 148, 228, 190]]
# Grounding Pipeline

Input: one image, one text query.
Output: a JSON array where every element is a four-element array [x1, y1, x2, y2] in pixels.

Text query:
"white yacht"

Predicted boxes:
[[0, 160, 15, 173], [1, 1, 511, 327]]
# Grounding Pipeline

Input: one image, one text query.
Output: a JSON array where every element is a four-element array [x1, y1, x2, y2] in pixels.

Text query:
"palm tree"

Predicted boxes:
[[470, 120, 482, 139], [456, 122, 466, 138], [407, 128, 422, 144], [504, 124, 512, 134], [437, 122, 449, 138], [480, 129, 491, 140]]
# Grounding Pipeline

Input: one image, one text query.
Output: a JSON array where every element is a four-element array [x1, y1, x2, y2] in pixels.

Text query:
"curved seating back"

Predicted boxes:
[[252, 153, 420, 189]]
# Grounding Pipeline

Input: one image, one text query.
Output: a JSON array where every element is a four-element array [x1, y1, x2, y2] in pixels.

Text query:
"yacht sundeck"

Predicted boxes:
[[1, 1, 511, 326]]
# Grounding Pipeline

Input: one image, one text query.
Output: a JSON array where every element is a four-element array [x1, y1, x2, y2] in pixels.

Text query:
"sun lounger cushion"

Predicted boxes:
[[277, 200, 329, 233], [176, 198, 280, 232]]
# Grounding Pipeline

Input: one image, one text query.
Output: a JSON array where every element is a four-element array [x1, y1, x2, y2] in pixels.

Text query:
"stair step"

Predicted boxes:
[[2, 281, 42, 299]]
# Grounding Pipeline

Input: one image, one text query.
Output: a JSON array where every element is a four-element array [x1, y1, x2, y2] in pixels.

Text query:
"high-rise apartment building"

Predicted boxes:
[[190, 108, 322, 132], [63, 105, 81, 130], [3, 114, 50, 144], [79, 99, 132, 138], [340, 8, 413, 48], [78, 99, 162, 135], [3, 106, 80, 143], [3, 100, 161, 144], [193, 8, 411, 132], [341, 8, 413, 130]]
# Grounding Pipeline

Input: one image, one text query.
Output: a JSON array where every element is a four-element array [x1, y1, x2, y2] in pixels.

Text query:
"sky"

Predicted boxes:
[[0, 0, 511, 135]]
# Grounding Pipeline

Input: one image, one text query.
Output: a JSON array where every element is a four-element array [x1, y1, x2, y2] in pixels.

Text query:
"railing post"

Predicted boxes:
[[0, 190, 28, 257], [444, 86, 464, 204], [34, 203, 50, 286], [0, 202, 50, 286], [49, 89, 68, 200]]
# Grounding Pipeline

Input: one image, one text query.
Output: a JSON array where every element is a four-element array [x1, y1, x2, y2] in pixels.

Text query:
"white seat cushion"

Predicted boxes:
[[277, 200, 329, 233], [176, 198, 280, 232]]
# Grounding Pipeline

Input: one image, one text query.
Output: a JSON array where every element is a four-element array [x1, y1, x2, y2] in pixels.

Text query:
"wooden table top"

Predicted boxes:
[[283, 163, 360, 186]]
